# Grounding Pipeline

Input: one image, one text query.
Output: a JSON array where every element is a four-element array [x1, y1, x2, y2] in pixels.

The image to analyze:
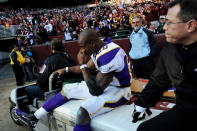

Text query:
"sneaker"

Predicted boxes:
[[16, 109, 38, 128]]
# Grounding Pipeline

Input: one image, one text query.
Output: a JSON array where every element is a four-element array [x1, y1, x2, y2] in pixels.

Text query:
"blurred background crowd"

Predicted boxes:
[[0, 0, 169, 47]]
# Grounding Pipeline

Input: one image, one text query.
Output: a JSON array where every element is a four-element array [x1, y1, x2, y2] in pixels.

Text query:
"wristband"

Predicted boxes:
[[80, 64, 88, 69], [65, 67, 69, 73]]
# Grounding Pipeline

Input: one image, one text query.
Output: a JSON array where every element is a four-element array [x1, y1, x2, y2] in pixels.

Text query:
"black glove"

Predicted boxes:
[[132, 105, 152, 123]]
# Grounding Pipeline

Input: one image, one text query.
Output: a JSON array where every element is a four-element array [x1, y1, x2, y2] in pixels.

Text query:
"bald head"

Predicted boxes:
[[78, 29, 104, 56], [78, 29, 100, 46]]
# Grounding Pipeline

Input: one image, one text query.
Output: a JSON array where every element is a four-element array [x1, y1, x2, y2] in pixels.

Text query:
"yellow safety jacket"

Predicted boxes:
[[10, 50, 25, 65]]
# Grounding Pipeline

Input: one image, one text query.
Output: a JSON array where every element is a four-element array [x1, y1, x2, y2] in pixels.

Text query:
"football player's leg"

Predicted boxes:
[[34, 92, 68, 119], [35, 81, 91, 119], [16, 92, 68, 128], [73, 86, 131, 131], [74, 107, 91, 131]]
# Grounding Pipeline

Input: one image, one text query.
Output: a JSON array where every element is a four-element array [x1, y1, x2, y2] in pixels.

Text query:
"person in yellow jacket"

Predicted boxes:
[[10, 44, 25, 86], [129, 5, 139, 28], [129, 5, 145, 28]]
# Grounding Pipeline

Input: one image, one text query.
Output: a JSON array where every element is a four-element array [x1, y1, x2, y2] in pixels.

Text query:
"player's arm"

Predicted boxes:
[[77, 48, 114, 96], [69, 59, 95, 73], [53, 58, 95, 76], [81, 67, 114, 96]]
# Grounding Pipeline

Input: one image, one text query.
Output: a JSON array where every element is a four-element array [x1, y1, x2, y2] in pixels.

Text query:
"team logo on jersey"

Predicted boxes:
[[40, 64, 46, 73]]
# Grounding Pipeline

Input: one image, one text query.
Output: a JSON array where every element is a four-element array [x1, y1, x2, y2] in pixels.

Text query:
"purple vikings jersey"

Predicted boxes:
[[91, 42, 132, 87]]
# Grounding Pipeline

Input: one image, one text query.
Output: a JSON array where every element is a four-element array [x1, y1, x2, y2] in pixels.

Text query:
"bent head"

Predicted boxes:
[[78, 29, 102, 56], [164, 0, 197, 45]]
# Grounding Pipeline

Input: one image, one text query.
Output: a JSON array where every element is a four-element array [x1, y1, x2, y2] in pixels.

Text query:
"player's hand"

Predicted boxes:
[[132, 105, 152, 123], [77, 48, 88, 65], [52, 68, 66, 76]]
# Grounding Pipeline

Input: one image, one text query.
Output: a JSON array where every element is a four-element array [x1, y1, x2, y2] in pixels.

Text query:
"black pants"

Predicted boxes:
[[25, 85, 44, 103], [137, 107, 196, 131], [12, 64, 24, 86], [132, 56, 154, 79], [22, 63, 33, 81]]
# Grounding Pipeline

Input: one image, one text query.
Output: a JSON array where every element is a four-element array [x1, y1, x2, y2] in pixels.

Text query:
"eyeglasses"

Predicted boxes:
[[165, 21, 187, 26]]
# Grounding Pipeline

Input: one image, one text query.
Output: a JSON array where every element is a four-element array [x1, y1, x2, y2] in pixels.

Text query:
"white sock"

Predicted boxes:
[[34, 107, 48, 119]]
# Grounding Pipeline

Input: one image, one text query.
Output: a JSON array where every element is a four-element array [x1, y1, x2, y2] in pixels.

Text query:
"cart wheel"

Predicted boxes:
[[10, 104, 22, 125]]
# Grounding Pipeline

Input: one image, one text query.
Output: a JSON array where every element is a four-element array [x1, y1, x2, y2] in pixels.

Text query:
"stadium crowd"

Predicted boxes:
[[0, 0, 169, 47]]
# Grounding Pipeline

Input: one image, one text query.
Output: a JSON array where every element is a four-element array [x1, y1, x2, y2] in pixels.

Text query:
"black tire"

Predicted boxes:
[[10, 104, 22, 125]]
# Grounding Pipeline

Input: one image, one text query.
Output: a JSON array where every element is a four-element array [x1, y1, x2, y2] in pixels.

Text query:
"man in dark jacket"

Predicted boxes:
[[132, 0, 197, 131], [156, 15, 166, 33], [25, 38, 76, 102]]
